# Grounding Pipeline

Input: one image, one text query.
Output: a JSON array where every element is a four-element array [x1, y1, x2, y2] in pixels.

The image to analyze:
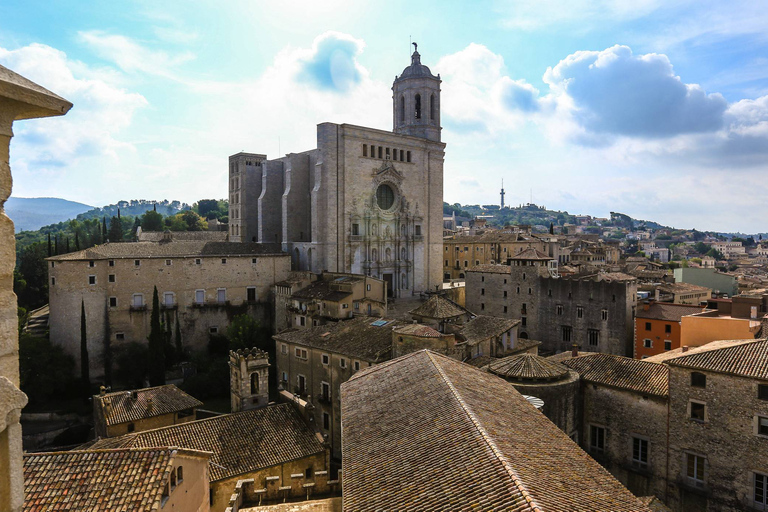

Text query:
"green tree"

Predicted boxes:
[[80, 300, 91, 397], [140, 210, 164, 231], [226, 314, 271, 352], [706, 248, 725, 261], [108, 216, 123, 242], [114, 342, 149, 388], [19, 334, 76, 405], [101, 217, 107, 242], [147, 286, 165, 386], [195, 199, 221, 219], [16, 242, 48, 310], [180, 210, 208, 231]]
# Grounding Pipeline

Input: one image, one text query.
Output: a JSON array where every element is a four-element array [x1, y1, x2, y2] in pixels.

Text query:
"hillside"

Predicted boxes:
[[7, 197, 92, 232]]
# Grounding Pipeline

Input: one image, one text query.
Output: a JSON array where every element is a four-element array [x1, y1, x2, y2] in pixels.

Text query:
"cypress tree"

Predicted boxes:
[[80, 300, 91, 397], [66, 237, 70, 253], [102, 217, 108, 242], [47, 233, 52, 257], [75, 231, 80, 251], [54, 234, 58, 255], [108, 216, 123, 242], [147, 286, 165, 385], [549, 222, 554, 235]]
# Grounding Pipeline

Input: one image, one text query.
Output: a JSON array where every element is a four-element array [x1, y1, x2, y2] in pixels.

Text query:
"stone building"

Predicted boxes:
[[229, 348, 270, 413], [466, 257, 637, 356], [407, 293, 473, 331], [91, 403, 329, 512], [23, 447, 211, 512], [652, 282, 711, 305], [340, 350, 654, 511], [47, 239, 290, 378], [229, 49, 445, 298], [93, 384, 202, 438], [0, 63, 72, 512]]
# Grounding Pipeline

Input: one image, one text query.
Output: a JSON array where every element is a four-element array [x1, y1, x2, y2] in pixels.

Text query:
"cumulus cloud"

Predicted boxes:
[[295, 32, 366, 92]]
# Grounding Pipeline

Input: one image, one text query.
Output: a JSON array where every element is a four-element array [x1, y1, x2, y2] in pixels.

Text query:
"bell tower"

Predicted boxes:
[[392, 43, 441, 142]]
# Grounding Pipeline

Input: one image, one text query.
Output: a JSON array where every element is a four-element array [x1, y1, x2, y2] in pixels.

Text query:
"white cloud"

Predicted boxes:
[[496, 0, 667, 31]]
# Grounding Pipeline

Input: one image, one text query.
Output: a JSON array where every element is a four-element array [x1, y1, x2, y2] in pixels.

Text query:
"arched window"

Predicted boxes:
[[293, 248, 300, 270], [171, 469, 177, 489], [399, 96, 405, 123], [430, 94, 435, 120], [251, 373, 259, 394], [414, 94, 421, 119]]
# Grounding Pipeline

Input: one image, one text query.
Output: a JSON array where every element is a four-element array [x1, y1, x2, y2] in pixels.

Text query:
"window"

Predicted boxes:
[[644, 339, 653, 348], [108, 274, 115, 283], [691, 372, 706, 388], [755, 472, 768, 509], [577, 307, 583, 318], [51, 277, 55, 286], [195, 289, 205, 304], [252, 258, 257, 264], [128, 422, 135, 433], [556, 305, 563, 315], [195, 258, 202, 265], [415, 225, 421, 236], [503, 306, 508, 313], [760, 384, 768, 401], [165, 259, 172, 266], [690, 401, 706, 422], [221, 258, 227, 264], [354, 361, 360, 371], [481, 303, 485, 311], [645, 322, 652, 331], [664, 340, 672, 351], [588, 329, 599, 346], [590, 425, 605, 453], [481, 288, 485, 296], [632, 437, 648, 468], [407, 150, 411, 162], [281, 371, 288, 383], [562, 326, 572, 342], [340, 358, 347, 369], [414, 93, 421, 119], [177, 466, 183, 483], [132, 294, 144, 307], [295, 348, 308, 359], [109, 260, 115, 267], [247, 287, 256, 302], [217, 288, 226, 303], [115, 332, 125, 341], [89, 260, 95, 267], [209, 326, 218, 334], [109, 297, 117, 308], [685, 453, 706, 486], [322, 354, 329, 365], [521, 317, 527, 327], [281, 344, 287, 355], [297, 374, 306, 394], [362, 144, 367, 157], [323, 412, 330, 430], [352, 223, 360, 236], [88, 275, 96, 285], [665, 324, 672, 334], [164, 292, 174, 306], [321, 382, 331, 401], [601, 309, 608, 321], [134, 259, 140, 267], [758, 416, 768, 437], [503, 291, 507, 297]]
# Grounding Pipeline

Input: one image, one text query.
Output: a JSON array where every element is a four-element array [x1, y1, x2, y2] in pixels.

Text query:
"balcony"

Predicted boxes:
[[348, 235, 364, 242], [129, 304, 147, 312]]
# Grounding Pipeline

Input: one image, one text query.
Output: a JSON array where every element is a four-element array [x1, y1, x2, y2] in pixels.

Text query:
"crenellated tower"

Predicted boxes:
[[392, 43, 441, 142], [229, 347, 270, 412]]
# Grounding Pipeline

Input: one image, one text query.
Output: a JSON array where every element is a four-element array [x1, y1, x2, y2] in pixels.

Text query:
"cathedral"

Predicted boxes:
[[228, 46, 445, 297]]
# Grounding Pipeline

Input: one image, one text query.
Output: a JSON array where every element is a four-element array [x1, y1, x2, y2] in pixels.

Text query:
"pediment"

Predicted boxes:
[[373, 160, 404, 183]]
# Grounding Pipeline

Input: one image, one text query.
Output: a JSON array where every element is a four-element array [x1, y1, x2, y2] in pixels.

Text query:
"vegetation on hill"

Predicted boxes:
[[7, 197, 93, 232]]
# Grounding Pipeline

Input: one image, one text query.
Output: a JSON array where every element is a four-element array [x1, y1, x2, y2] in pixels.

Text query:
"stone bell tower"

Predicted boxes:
[[229, 348, 270, 413], [392, 43, 441, 142]]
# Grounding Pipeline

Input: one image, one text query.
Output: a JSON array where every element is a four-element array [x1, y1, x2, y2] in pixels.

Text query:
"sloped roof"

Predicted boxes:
[[341, 350, 651, 512], [94, 384, 203, 427], [47, 241, 284, 261], [89, 404, 324, 482], [23, 447, 210, 512], [563, 354, 669, 397], [635, 302, 705, 322], [393, 324, 443, 338], [489, 353, 570, 381], [291, 279, 351, 302], [468, 264, 512, 274], [510, 248, 552, 260], [137, 230, 228, 242], [408, 295, 472, 320], [459, 315, 519, 346], [664, 338, 768, 380], [273, 316, 403, 362], [0, 63, 72, 119]]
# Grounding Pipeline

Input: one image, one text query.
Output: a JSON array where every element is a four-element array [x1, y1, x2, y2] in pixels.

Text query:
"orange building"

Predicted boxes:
[[634, 302, 705, 358]]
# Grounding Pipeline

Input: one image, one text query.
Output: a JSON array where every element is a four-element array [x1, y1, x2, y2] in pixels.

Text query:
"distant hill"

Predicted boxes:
[[75, 199, 190, 221], [6, 197, 92, 232]]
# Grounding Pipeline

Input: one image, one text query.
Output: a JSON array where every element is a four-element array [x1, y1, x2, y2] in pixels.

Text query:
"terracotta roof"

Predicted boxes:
[[635, 302, 705, 321], [393, 324, 443, 337], [408, 295, 472, 320], [664, 338, 768, 380], [595, 272, 637, 282], [563, 354, 669, 397], [47, 241, 284, 261], [459, 315, 519, 346], [94, 385, 202, 427], [341, 350, 650, 512], [657, 282, 710, 294], [447, 232, 526, 243], [489, 353, 570, 381], [510, 247, 552, 260], [545, 351, 599, 364], [273, 316, 403, 362], [23, 447, 210, 512], [467, 264, 512, 274], [137, 230, 228, 242], [89, 404, 324, 482], [291, 280, 351, 302]]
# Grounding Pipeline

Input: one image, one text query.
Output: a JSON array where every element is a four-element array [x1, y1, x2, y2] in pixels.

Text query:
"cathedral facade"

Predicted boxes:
[[228, 48, 445, 297]]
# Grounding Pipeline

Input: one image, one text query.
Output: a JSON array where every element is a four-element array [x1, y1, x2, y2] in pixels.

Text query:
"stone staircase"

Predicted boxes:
[[23, 304, 49, 337]]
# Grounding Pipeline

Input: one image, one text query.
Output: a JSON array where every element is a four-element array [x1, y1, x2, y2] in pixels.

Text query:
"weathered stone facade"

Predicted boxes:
[[48, 241, 290, 378], [229, 348, 270, 413], [466, 262, 637, 356], [231, 50, 445, 298]]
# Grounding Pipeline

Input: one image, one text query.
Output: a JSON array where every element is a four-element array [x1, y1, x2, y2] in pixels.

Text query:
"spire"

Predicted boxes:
[[500, 179, 506, 209]]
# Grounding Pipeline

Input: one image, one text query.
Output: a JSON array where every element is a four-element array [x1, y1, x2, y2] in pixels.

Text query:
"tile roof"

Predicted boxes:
[[393, 323, 443, 337], [94, 384, 203, 427], [458, 315, 519, 346], [489, 353, 571, 381], [448, 232, 527, 243], [408, 294, 473, 319], [23, 447, 210, 512], [273, 316, 403, 362], [563, 354, 669, 397], [664, 338, 768, 380], [635, 302, 705, 321], [291, 280, 352, 302], [594, 272, 638, 282], [510, 247, 552, 260], [545, 350, 599, 364], [657, 282, 710, 294], [341, 350, 650, 512], [467, 264, 512, 274], [89, 404, 324, 482], [47, 241, 284, 261], [137, 230, 228, 242]]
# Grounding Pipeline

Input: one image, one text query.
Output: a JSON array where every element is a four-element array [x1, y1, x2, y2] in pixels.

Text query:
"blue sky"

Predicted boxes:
[[2, 0, 768, 232]]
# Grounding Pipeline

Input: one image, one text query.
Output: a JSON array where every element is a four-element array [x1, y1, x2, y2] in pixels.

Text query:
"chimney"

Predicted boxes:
[[572, 343, 579, 358], [147, 397, 154, 413], [643, 300, 650, 311], [682, 345, 689, 353]]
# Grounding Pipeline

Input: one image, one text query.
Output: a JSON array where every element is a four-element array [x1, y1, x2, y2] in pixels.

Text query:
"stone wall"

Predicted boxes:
[[507, 371, 580, 438]]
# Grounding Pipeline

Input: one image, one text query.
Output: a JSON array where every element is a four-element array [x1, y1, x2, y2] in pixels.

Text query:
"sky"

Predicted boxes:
[[1, 1, 768, 233]]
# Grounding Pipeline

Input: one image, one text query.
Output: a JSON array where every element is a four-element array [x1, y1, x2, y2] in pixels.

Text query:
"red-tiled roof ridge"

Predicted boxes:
[[563, 353, 669, 397], [664, 338, 768, 379]]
